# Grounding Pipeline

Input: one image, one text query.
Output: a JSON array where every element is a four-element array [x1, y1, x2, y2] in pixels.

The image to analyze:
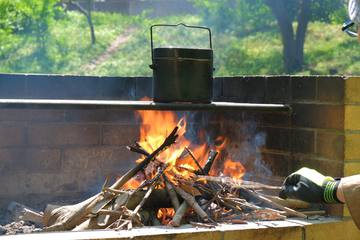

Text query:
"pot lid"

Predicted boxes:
[[153, 47, 212, 59]]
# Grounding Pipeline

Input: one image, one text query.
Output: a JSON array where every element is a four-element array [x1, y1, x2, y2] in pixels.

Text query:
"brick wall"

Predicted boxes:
[[219, 76, 345, 177], [0, 74, 353, 214]]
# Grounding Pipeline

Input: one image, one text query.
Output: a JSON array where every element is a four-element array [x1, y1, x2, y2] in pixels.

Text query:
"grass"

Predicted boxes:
[[0, 12, 359, 76]]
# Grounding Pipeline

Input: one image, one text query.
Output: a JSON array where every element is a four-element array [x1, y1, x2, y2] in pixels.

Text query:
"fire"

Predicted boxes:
[[124, 110, 246, 192], [137, 110, 189, 165], [157, 208, 175, 225], [223, 159, 245, 179], [122, 177, 142, 190]]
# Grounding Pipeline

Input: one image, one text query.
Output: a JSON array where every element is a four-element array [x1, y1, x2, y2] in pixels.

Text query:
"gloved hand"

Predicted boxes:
[[279, 167, 341, 203]]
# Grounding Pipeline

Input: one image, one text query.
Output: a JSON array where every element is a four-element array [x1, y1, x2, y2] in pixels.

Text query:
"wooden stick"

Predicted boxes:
[[131, 164, 167, 216], [259, 194, 311, 209], [170, 150, 219, 227], [127, 145, 149, 156], [299, 210, 326, 216], [185, 146, 204, 174], [20, 208, 44, 224], [202, 150, 218, 174], [196, 175, 282, 190], [43, 195, 100, 231], [91, 127, 179, 214], [174, 186, 209, 222], [127, 142, 154, 157], [241, 188, 307, 218], [190, 221, 217, 228], [111, 126, 178, 190], [44, 126, 179, 231], [97, 209, 125, 217], [164, 176, 180, 211], [131, 184, 155, 219], [170, 201, 188, 227], [225, 219, 247, 224], [257, 195, 307, 218]]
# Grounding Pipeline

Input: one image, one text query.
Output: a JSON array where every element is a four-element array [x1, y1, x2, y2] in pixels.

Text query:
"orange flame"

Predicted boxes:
[[157, 208, 175, 225], [137, 110, 188, 165], [223, 159, 245, 179], [125, 110, 246, 189]]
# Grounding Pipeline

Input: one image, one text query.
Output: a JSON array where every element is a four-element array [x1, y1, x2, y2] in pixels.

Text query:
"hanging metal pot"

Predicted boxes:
[[149, 23, 214, 103]]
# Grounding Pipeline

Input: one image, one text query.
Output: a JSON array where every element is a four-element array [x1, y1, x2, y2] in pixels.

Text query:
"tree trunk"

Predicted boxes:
[[86, 0, 96, 45], [264, 0, 311, 73], [294, 0, 311, 70], [67, 0, 96, 45]]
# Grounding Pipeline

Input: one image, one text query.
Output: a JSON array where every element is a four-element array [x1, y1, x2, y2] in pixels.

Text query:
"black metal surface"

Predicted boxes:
[[0, 99, 291, 112], [151, 48, 213, 103], [150, 23, 214, 103], [153, 47, 213, 59]]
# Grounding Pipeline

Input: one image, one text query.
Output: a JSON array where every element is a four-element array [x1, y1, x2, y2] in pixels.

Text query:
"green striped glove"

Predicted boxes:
[[279, 168, 341, 203]]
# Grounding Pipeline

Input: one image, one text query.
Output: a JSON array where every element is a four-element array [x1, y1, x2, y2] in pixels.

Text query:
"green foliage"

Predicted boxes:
[[0, 0, 65, 71], [192, 0, 274, 37], [0, 0, 63, 35], [192, 0, 346, 35], [310, 0, 347, 23], [0, 8, 358, 76]]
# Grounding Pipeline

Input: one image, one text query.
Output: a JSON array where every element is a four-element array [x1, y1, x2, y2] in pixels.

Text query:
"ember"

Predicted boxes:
[[24, 111, 312, 232]]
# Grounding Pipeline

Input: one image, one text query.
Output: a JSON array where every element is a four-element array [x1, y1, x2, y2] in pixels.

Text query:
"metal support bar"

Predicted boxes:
[[0, 99, 291, 113]]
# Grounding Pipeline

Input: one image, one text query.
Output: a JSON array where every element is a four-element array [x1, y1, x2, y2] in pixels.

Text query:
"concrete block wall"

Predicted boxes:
[[0, 107, 142, 209], [0, 74, 355, 214], [219, 76, 345, 179]]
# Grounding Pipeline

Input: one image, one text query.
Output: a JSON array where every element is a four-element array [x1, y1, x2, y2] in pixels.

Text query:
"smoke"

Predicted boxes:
[[225, 120, 272, 180], [179, 111, 272, 180]]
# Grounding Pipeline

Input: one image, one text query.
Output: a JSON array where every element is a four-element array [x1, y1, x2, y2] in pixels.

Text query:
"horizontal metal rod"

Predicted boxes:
[[0, 99, 291, 113]]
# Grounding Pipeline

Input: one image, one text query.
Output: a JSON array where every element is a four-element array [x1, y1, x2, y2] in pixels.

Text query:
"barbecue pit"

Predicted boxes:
[[0, 73, 358, 239]]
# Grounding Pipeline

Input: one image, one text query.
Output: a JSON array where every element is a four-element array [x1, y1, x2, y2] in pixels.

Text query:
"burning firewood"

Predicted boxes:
[[43, 125, 180, 231], [38, 111, 315, 233]]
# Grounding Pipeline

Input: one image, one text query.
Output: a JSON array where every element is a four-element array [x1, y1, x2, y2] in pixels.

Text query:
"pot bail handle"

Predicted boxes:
[[342, 20, 358, 37], [150, 23, 213, 61]]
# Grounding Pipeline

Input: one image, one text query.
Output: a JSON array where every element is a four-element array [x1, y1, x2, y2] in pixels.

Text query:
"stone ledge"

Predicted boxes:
[[0, 217, 358, 240]]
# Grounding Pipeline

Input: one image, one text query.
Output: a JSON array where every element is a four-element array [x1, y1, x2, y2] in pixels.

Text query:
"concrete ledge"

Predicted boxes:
[[0, 218, 358, 240]]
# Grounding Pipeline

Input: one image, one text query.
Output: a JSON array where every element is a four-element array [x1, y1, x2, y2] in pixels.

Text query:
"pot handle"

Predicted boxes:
[[150, 23, 213, 61], [342, 20, 358, 37]]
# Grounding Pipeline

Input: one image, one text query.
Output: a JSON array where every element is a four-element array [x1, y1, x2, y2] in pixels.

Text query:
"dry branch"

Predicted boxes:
[[240, 188, 307, 218], [174, 186, 209, 222], [196, 175, 282, 190], [43, 126, 180, 232], [164, 176, 180, 211], [127, 142, 150, 156], [110, 126, 179, 190], [202, 150, 218, 174], [185, 147, 204, 174], [170, 201, 188, 227], [259, 194, 311, 209], [7, 202, 43, 224], [190, 221, 217, 228]]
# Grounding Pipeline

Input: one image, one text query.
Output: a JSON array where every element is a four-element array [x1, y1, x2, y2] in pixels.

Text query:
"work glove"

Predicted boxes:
[[279, 167, 341, 203]]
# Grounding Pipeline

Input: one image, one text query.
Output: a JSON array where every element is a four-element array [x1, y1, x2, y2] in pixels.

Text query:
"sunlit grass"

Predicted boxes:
[[0, 12, 359, 76]]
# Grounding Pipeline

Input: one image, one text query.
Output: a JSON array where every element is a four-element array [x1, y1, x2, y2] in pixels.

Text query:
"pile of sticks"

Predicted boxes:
[[41, 125, 314, 232]]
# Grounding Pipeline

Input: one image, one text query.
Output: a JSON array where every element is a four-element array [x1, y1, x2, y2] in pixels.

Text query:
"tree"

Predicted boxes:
[[0, 0, 62, 43], [264, 0, 310, 73], [193, 0, 346, 73], [263, 0, 345, 73], [62, 0, 96, 44], [0, 0, 64, 70], [192, 0, 273, 37]]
